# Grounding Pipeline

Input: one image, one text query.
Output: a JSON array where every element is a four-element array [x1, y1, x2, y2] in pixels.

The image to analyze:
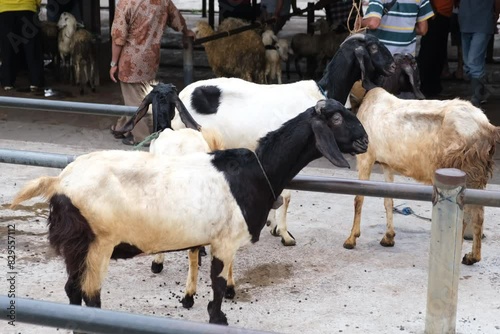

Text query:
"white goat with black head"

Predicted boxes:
[[116, 33, 395, 248], [11, 99, 369, 325]]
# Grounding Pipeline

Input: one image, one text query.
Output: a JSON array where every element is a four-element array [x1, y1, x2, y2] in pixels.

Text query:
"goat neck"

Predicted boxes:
[[211, 100, 367, 241], [317, 46, 362, 104]]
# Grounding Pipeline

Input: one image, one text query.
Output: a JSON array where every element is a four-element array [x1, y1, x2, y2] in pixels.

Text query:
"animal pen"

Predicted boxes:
[[0, 97, 499, 333]]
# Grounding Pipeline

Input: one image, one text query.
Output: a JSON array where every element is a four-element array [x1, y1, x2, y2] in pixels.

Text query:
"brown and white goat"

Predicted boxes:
[[344, 87, 500, 265]]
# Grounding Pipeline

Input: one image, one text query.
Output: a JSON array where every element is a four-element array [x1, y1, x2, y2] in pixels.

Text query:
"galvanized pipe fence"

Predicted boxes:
[[1, 97, 500, 334], [0, 295, 272, 334]]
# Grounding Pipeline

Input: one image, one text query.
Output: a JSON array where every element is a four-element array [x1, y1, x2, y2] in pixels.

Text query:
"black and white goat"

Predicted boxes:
[[117, 33, 395, 247], [11, 99, 369, 325]]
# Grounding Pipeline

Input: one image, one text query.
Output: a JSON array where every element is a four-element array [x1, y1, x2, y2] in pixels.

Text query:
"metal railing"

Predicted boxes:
[[0, 296, 272, 334], [1, 148, 500, 208], [1, 96, 499, 334]]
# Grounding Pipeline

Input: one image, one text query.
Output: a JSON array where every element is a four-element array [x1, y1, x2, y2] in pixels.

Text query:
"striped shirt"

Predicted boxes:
[[365, 0, 434, 55]]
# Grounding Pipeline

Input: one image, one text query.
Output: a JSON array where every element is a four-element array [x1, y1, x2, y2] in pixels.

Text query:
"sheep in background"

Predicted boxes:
[[195, 18, 266, 83], [10, 99, 369, 325], [72, 29, 96, 95], [288, 18, 348, 79], [344, 87, 500, 266], [57, 12, 96, 94], [261, 30, 289, 84]]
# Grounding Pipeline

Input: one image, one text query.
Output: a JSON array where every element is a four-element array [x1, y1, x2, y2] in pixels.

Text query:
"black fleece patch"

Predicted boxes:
[[191, 85, 221, 115]]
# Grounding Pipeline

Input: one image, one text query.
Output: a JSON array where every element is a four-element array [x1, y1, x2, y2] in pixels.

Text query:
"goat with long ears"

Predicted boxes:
[[115, 83, 201, 135]]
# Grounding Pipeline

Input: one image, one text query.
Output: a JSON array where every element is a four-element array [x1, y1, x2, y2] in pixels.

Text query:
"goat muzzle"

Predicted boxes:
[[353, 136, 369, 154]]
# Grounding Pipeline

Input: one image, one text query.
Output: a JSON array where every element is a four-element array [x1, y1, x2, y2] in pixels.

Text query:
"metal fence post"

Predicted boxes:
[[425, 168, 466, 334]]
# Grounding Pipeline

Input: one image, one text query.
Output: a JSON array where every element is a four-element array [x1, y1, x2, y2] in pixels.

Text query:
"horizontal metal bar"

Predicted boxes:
[[0, 296, 272, 334], [2, 149, 499, 208], [0, 96, 137, 117], [0, 149, 76, 169]]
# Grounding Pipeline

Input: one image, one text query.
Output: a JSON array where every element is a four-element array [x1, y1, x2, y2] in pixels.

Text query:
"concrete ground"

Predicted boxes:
[[1, 7, 500, 334]]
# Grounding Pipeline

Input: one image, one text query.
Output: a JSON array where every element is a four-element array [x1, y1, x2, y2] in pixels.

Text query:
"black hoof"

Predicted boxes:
[[181, 294, 194, 309], [271, 226, 279, 237], [151, 261, 164, 274], [225, 286, 236, 299]]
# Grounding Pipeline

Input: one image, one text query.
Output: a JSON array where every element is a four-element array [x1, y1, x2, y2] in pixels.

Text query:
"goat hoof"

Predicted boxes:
[[380, 239, 395, 247], [225, 286, 236, 299], [270, 226, 280, 237], [208, 301, 228, 325], [181, 294, 195, 309], [151, 261, 163, 274], [281, 232, 296, 246], [343, 241, 356, 249], [461, 254, 478, 266]]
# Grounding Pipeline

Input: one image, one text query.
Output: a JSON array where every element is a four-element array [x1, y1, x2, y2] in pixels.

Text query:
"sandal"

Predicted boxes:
[[110, 125, 127, 139]]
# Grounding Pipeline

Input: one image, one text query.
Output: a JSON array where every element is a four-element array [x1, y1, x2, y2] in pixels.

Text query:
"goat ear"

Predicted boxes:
[[311, 119, 350, 168], [401, 65, 426, 99], [175, 98, 201, 131], [114, 92, 153, 134], [354, 46, 377, 91]]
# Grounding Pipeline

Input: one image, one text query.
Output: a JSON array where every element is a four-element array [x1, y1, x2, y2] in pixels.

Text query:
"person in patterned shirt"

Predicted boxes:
[[357, 0, 434, 56], [110, 0, 195, 145]]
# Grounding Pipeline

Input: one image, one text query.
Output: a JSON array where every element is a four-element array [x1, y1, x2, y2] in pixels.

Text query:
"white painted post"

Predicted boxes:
[[425, 168, 466, 334]]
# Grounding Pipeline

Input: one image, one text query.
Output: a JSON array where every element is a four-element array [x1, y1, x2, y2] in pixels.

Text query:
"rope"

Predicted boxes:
[[252, 151, 277, 201], [132, 131, 161, 150], [348, 0, 368, 35], [393, 204, 431, 222]]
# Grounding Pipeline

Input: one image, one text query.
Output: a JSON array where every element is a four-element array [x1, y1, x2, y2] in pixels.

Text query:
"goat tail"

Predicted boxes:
[[10, 176, 59, 209], [201, 127, 225, 151]]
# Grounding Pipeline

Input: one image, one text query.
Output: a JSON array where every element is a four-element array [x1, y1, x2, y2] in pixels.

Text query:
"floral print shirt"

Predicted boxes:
[[111, 0, 186, 83]]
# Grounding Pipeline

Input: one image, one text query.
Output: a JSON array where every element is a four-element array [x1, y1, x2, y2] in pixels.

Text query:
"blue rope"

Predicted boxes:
[[393, 205, 431, 222]]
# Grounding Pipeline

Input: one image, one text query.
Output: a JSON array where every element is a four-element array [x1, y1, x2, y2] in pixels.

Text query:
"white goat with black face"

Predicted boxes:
[[115, 34, 396, 250], [11, 99, 369, 325]]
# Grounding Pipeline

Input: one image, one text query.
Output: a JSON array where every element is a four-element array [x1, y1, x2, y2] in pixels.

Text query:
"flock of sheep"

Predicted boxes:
[[11, 15, 500, 328]]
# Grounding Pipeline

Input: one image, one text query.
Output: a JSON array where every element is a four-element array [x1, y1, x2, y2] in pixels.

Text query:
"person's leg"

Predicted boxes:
[[466, 33, 491, 106], [0, 11, 19, 88], [418, 13, 449, 96], [461, 32, 472, 79], [19, 11, 44, 88]]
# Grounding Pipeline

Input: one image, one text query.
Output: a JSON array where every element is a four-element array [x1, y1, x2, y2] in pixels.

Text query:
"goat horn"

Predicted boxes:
[[315, 100, 327, 114], [341, 33, 366, 47]]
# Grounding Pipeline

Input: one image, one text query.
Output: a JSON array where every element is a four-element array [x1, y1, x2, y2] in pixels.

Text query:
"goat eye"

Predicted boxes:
[[369, 44, 378, 54], [332, 113, 343, 125]]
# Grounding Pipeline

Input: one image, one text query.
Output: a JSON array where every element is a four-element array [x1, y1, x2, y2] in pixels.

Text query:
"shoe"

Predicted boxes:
[[3, 86, 14, 91], [30, 85, 39, 92], [110, 125, 127, 139]]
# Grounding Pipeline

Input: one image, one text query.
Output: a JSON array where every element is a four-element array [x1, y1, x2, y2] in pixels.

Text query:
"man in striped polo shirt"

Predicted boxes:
[[358, 0, 434, 55]]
